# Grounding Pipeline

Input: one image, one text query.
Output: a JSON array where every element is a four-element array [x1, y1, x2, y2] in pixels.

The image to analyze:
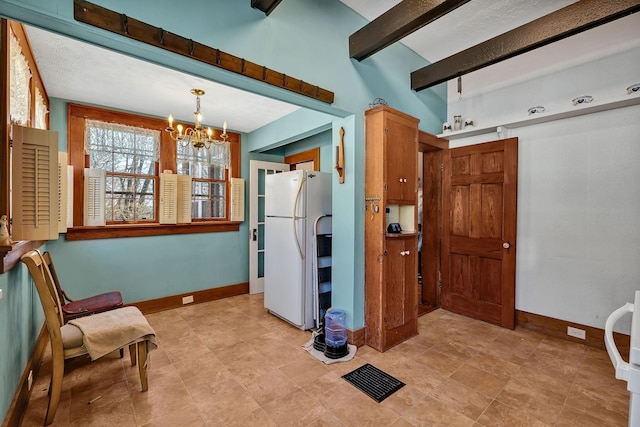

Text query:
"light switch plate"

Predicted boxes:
[[0, 289, 3, 300]]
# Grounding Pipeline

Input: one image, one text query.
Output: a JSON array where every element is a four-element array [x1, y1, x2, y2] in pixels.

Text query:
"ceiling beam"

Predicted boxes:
[[251, 0, 284, 16], [349, 0, 471, 62], [411, 0, 640, 91]]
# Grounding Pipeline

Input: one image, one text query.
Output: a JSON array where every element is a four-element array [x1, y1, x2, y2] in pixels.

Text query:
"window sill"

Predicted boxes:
[[65, 222, 241, 241], [0, 240, 46, 274]]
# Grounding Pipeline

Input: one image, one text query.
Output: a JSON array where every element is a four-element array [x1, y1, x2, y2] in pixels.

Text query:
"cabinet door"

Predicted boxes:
[[385, 116, 417, 201], [402, 238, 417, 324], [384, 238, 406, 330]]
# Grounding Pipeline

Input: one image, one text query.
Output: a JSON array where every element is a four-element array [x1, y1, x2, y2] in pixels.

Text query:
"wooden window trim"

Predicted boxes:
[[1, 20, 50, 273], [284, 147, 320, 171], [67, 103, 241, 240]]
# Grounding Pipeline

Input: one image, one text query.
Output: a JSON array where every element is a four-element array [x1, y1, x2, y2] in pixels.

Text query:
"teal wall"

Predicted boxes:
[[0, 255, 45, 420], [0, 0, 446, 421]]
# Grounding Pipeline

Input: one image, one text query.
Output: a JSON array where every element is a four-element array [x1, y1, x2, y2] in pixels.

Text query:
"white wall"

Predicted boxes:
[[446, 46, 640, 334]]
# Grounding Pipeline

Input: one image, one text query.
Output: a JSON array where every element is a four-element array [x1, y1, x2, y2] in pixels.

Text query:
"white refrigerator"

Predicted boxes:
[[605, 290, 640, 426], [264, 170, 331, 330]]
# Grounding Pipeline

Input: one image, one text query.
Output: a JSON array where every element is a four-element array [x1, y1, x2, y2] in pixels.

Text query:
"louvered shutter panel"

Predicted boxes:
[[11, 125, 59, 241], [177, 175, 192, 224], [159, 173, 177, 224], [58, 152, 68, 233], [230, 178, 245, 222], [66, 165, 74, 229], [83, 168, 106, 226]]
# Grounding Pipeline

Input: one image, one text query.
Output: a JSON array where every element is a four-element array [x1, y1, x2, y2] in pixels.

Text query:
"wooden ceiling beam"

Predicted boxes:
[[411, 0, 640, 91], [349, 0, 471, 62], [251, 0, 284, 16]]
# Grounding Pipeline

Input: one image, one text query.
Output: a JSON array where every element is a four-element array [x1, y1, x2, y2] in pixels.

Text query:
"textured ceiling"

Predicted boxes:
[[25, 26, 300, 134], [24, 1, 640, 132]]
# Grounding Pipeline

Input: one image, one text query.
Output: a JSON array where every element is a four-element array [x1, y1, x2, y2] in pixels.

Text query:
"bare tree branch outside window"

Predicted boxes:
[[177, 143, 227, 219], [86, 120, 159, 222]]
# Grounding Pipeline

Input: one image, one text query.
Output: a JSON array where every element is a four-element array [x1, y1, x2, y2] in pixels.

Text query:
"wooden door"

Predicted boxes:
[[421, 149, 442, 309], [441, 138, 518, 328]]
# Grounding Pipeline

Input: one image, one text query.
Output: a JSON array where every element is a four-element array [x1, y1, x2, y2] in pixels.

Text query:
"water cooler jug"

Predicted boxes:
[[324, 309, 348, 359]]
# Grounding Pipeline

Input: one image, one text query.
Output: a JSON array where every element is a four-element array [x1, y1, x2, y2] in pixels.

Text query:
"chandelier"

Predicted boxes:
[[165, 88, 228, 150]]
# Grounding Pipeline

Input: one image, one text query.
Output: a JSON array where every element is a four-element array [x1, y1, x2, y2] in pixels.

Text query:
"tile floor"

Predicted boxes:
[[22, 294, 629, 426]]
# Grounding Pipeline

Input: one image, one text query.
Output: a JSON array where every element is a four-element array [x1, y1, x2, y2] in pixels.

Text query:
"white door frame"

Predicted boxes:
[[249, 160, 290, 294]]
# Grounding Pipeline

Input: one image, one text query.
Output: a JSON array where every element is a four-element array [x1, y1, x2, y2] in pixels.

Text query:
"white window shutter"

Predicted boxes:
[[83, 168, 106, 226], [66, 165, 74, 229], [11, 125, 59, 241], [159, 173, 177, 224], [230, 178, 245, 222], [177, 175, 192, 224], [58, 152, 68, 234]]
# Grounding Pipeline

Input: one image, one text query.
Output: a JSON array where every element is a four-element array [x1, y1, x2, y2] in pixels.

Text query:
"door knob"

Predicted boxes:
[[502, 242, 510, 249]]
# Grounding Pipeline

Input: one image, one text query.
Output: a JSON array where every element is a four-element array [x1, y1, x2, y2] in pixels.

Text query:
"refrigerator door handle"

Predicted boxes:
[[605, 301, 634, 381], [292, 175, 306, 259]]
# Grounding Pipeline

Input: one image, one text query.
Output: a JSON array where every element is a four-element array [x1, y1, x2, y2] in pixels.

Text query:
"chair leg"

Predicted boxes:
[[129, 343, 137, 366], [45, 353, 65, 425], [137, 341, 149, 392]]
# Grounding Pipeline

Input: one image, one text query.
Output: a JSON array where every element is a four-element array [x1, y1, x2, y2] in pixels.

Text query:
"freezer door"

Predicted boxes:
[[264, 216, 306, 328], [265, 170, 306, 218]]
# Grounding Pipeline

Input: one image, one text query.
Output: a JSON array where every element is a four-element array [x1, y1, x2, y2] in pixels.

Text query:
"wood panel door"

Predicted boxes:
[[441, 138, 518, 328]]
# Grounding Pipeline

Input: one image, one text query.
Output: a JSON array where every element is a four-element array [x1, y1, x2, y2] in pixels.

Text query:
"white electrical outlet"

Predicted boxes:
[[27, 370, 33, 391], [567, 326, 586, 340], [182, 295, 194, 304]]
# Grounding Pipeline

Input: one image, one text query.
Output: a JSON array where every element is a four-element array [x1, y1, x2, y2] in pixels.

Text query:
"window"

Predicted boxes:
[[86, 120, 159, 222], [66, 103, 241, 240], [177, 143, 229, 219]]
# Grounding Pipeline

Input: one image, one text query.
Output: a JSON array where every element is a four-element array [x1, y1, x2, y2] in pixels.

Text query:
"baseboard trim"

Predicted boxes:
[[347, 327, 366, 347], [2, 325, 48, 427], [516, 309, 630, 354], [128, 282, 249, 314]]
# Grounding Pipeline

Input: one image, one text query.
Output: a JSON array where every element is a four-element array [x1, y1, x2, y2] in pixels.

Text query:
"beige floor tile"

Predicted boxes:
[[476, 400, 550, 427], [261, 388, 326, 426], [506, 366, 573, 403], [244, 368, 301, 406], [465, 350, 522, 380], [556, 403, 628, 427], [278, 354, 330, 387], [197, 383, 261, 427], [565, 375, 630, 426], [449, 364, 508, 399], [496, 379, 565, 425], [330, 392, 400, 427], [429, 378, 493, 420], [22, 293, 630, 427], [380, 384, 428, 416], [401, 396, 475, 427]]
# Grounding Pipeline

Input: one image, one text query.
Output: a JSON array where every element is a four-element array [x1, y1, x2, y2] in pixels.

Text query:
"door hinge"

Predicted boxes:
[[440, 163, 443, 171], [9, 139, 13, 148], [384, 128, 389, 134]]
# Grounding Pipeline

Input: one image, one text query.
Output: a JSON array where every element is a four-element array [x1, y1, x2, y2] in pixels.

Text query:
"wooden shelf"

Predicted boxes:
[[438, 93, 640, 140]]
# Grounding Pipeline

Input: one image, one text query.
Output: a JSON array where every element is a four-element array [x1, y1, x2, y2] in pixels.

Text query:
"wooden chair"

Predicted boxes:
[[21, 250, 152, 426], [42, 251, 123, 323]]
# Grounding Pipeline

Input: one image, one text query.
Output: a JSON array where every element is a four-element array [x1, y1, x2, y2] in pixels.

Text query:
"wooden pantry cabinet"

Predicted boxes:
[[364, 105, 419, 352]]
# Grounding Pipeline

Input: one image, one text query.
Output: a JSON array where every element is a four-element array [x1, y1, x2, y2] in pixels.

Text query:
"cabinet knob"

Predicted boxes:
[[405, 250, 410, 255], [398, 178, 403, 183]]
